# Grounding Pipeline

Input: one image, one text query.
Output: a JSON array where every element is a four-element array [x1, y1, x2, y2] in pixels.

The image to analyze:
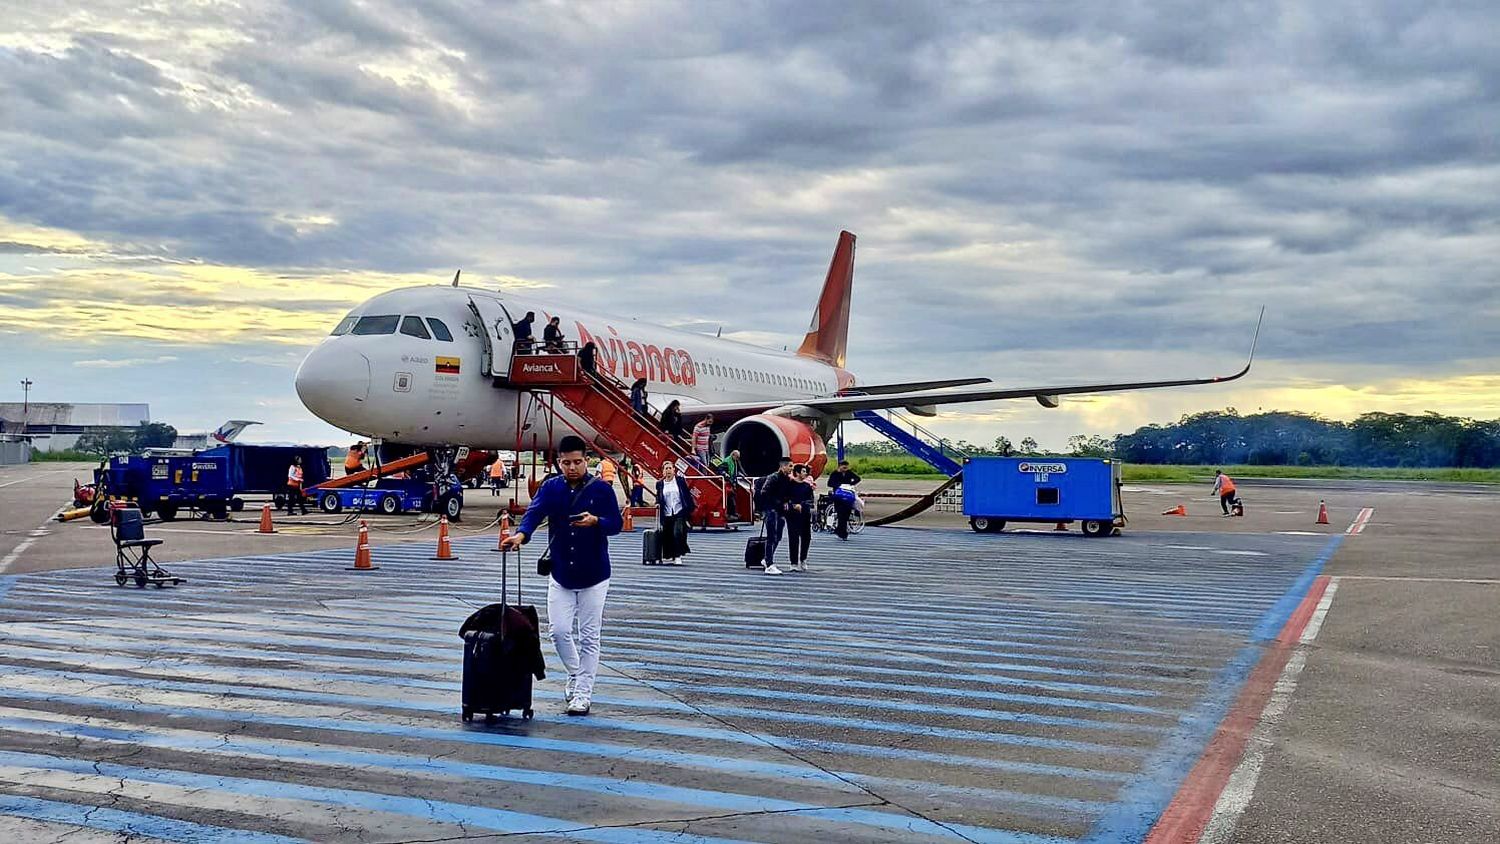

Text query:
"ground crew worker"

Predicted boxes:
[[285, 456, 308, 515], [598, 455, 619, 499], [692, 414, 714, 468], [826, 460, 861, 540], [1213, 470, 1240, 516], [488, 456, 507, 495], [344, 442, 366, 475], [503, 435, 622, 716]]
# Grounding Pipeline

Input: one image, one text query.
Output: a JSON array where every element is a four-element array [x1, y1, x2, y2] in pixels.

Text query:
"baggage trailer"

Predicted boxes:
[[962, 456, 1124, 537], [313, 476, 465, 518], [195, 443, 331, 511]]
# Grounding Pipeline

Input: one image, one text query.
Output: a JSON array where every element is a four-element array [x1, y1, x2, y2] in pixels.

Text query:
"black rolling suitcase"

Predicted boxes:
[[643, 527, 662, 565], [744, 521, 766, 568], [459, 549, 545, 722]]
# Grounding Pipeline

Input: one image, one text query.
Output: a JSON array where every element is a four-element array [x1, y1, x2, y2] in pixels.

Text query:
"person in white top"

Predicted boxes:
[[655, 461, 693, 565]]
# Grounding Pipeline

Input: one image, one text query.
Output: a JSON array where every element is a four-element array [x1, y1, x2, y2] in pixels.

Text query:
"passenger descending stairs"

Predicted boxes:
[[507, 355, 752, 528], [854, 409, 967, 527]]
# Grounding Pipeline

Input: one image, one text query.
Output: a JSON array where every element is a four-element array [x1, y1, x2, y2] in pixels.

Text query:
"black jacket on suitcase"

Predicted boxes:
[[459, 599, 545, 722]]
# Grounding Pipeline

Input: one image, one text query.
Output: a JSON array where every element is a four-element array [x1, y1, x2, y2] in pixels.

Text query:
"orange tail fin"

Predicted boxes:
[[796, 231, 855, 368]]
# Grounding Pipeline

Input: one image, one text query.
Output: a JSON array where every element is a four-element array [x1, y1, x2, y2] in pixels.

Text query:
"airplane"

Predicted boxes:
[[295, 231, 1259, 478], [168, 419, 262, 452]]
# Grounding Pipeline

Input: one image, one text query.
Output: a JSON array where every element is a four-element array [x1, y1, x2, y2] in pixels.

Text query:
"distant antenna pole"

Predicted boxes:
[[451, 270, 461, 287]]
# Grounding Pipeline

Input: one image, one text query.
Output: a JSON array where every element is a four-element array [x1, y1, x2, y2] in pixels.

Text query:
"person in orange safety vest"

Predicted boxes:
[[488, 456, 507, 496], [1213, 470, 1240, 516], [285, 456, 309, 515]]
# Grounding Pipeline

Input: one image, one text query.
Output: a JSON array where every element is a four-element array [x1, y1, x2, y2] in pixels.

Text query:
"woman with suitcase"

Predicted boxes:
[[655, 461, 692, 565]]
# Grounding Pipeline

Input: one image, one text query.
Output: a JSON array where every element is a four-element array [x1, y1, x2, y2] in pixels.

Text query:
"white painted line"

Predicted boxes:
[[1345, 507, 1374, 535], [0, 506, 68, 575], [1200, 578, 1340, 843], [1335, 575, 1500, 585], [0, 470, 66, 489]]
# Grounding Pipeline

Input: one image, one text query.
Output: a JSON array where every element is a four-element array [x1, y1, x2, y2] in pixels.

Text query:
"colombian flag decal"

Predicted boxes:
[[435, 356, 461, 375]]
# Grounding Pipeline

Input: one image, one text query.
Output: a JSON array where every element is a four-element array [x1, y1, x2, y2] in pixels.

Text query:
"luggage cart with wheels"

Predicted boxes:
[[110, 506, 185, 588]]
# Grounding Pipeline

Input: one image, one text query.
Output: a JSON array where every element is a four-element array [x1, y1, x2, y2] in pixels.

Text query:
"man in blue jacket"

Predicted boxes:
[[502, 435, 622, 715]]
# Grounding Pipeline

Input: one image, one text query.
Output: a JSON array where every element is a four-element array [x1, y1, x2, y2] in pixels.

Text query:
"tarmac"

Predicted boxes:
[[0, 462, 1496, 842]]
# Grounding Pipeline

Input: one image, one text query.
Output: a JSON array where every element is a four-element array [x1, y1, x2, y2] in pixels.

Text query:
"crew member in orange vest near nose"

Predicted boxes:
[[488, 455, 507, 496], [1212, 469, 1240, 517], [285, 456, 309, 515]]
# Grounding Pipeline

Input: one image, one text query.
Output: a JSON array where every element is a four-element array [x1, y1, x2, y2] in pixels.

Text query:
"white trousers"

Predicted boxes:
[[547, 578, 610, 697]]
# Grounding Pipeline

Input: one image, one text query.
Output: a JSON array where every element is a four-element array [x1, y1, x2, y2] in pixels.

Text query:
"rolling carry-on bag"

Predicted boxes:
[[458, 548, 545, 722], [744, 521, 766, 568], [643, 527, 662, 565]]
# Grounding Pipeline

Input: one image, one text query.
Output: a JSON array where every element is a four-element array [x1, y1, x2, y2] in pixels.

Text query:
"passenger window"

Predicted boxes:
[[426, 318, 454, 341], [330, 316, 357, 336], [1037, 488, 1060, 505], [400, 316, 431, 339], [351, 315, 399, 335]]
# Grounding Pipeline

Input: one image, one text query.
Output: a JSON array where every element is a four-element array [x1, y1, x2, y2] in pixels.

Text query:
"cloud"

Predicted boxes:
[[73, 354, 179, 368], [0, 0, 1497, 446]]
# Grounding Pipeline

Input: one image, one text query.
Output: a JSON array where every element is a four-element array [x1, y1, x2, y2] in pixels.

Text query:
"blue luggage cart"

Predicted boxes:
[[961, 456, 1124, 537]]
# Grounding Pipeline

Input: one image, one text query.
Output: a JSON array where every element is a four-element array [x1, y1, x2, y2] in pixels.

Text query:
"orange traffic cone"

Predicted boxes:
[[493, 513, 511, 553], [433, 516, 455, 560], [348, 520, 377, 571], [1162, 504, 1187, 516], [1316, 501, 1330, 525], [1054, 522, 1068, 531], [258, 504, 275, 534], [622, 507, 635, 533]]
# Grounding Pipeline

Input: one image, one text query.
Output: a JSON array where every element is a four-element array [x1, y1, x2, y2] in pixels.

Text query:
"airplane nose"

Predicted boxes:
[[295, 343, 371, 427]]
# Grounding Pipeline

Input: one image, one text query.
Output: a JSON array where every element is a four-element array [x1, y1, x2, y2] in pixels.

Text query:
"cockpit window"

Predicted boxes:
[[426, 318, 454, 342], [351, 315, 399, 335], [330, 316, 357, 336], [400, 316, 431, 339]]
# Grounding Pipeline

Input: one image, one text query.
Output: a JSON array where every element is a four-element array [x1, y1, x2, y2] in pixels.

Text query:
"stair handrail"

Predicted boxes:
[[882, 409, 969, 459]]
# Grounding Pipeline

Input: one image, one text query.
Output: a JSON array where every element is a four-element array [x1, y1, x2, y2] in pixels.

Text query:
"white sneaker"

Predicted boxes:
[[566, 694, 591, 716], [668, 558, 684, 566], [763, 564, 784, 575], [564, 675, 577, 702], [787, 562, 804, 573]]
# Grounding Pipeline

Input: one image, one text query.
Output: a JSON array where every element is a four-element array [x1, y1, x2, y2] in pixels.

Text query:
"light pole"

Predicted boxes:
[[19, 378, 32, 425]]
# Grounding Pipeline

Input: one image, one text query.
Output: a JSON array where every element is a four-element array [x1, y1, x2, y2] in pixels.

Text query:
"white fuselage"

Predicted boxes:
[[295, 285, 852, 448]]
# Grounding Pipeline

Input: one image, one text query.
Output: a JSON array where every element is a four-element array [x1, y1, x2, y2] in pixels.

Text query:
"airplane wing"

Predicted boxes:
[[842, 377, 991, 395], [684, 310, 1262, 422]]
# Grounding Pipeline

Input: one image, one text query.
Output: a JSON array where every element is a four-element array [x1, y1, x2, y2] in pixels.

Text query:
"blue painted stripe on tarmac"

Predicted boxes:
[[0, 713, 1110, 824], [1082, 534, 1346, 844], [0, 749, 764, 842], [0, 793, 306, 844], [0, 653, 1135, 781], [0, 686, 859, 786]]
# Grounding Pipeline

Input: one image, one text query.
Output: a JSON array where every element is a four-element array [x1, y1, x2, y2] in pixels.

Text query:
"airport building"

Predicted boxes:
[[0, 402, 151, 452]]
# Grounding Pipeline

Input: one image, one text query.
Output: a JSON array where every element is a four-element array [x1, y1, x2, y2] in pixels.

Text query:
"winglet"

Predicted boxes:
[[1213, 306, 1265, 383], [796, 231, 856, 368]]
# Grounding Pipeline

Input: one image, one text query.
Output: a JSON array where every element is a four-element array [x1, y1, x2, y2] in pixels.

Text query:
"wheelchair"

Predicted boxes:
[[110, 506, 185, 588]]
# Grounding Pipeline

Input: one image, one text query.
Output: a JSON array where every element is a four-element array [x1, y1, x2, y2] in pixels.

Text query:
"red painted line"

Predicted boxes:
[[1145, 575, 1332, 844]]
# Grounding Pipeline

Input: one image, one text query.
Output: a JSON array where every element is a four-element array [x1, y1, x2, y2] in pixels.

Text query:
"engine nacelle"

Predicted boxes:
[[722, 415, 828, 478]]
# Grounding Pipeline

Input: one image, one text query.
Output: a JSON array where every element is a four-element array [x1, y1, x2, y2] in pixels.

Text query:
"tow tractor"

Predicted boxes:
[[306, 450, 466, 519]]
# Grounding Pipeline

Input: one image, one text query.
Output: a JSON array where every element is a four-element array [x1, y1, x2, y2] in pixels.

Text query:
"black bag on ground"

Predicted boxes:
[[642, 528, 662, 564], [458, 550, 544, 722]]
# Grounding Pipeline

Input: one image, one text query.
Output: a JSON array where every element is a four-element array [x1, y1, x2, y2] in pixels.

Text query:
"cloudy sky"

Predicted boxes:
[[2, 1, 1497, 449]]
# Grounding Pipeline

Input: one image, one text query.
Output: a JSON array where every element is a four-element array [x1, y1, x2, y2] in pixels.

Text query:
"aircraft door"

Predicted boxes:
[[467, 296, 517, 378]]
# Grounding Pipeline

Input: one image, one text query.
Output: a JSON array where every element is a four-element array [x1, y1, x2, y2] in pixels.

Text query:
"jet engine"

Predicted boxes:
[[722, 415, 828, 477]]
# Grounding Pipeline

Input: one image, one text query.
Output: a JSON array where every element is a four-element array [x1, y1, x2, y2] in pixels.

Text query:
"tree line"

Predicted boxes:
[[847, 410, 1500, 468]]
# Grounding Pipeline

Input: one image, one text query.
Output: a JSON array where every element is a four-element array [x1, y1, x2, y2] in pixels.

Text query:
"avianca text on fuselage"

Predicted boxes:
[[572, 320, 698, 387]]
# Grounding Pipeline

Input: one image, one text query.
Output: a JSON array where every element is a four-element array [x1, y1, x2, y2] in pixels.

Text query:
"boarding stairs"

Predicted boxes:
[[853, 409, 968, 527], [853, 409, 965, 476], [505, 351, 752, 529]]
